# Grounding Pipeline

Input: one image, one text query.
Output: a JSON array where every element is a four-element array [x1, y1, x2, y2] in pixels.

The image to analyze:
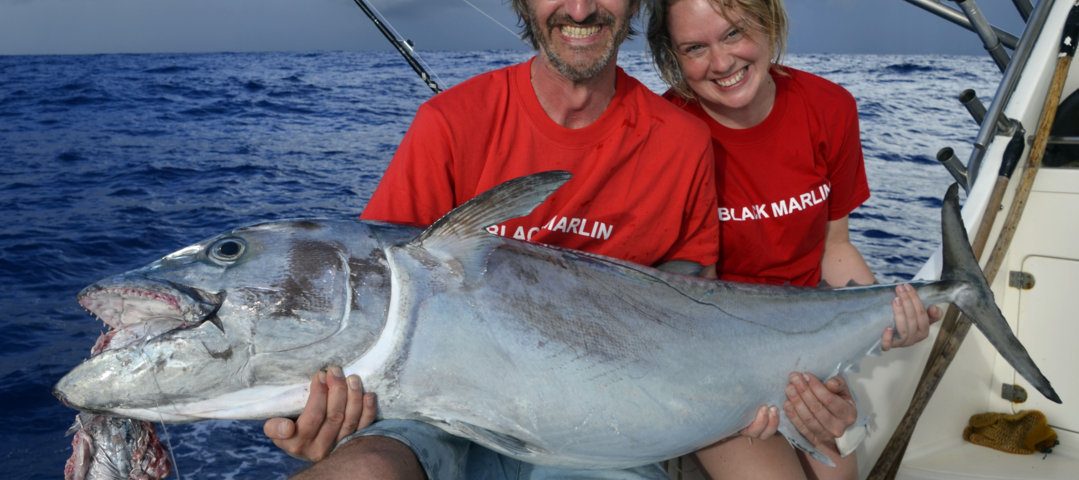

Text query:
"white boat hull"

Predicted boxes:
[[855, 1, 1079, 478]]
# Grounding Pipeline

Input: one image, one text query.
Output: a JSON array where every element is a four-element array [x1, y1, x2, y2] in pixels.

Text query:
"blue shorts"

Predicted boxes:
[[339, 419, 667, 480]]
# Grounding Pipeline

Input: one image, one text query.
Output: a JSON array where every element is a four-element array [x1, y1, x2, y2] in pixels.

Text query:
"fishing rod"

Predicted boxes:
[[351, 0, 443, 94]]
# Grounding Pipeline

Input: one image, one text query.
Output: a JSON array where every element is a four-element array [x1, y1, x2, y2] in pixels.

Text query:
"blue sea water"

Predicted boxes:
[[0, 50, 1000, 479]]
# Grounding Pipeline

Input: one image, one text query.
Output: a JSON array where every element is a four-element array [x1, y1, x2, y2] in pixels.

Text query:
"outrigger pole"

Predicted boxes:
[[351, 0, 443, 94], [903, 0, 1019, 51]]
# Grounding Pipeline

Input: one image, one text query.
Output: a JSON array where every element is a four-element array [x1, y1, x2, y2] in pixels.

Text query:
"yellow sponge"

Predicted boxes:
[[963, 410, 1059, 455]]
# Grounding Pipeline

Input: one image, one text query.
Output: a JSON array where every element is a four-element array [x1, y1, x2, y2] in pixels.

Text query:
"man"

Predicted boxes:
[[263, 1, 854, 478]]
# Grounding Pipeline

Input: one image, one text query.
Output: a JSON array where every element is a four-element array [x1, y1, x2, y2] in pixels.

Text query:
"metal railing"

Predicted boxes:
[[904, 0, 1058, 184]]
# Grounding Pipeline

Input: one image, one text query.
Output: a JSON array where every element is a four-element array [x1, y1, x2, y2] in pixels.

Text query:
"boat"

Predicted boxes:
[[856, 1, 1078, 478]]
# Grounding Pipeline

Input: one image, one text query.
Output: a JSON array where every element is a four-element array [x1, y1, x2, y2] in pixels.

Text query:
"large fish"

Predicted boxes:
[[54, 172, 1059, 469]]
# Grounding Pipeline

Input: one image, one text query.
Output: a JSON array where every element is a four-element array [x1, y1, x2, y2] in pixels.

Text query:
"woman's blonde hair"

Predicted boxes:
[[646, 0, 788, 98]]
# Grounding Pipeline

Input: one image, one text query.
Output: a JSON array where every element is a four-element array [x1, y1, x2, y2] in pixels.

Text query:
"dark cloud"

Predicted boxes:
[[785, 0, 1028, 55], [0, 0, 1032, 56]]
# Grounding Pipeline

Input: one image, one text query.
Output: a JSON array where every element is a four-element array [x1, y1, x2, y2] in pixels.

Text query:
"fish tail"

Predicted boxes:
[[938, 183, 1060, 403]]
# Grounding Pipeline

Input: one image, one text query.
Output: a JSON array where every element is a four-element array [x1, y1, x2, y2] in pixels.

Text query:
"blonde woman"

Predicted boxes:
[[647, 0, 940, 478]]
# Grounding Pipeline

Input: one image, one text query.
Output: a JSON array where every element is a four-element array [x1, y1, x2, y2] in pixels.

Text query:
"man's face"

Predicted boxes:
[[526, 0, 635, 82]]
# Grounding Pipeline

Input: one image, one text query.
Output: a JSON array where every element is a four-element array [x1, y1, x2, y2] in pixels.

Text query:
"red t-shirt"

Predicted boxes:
[[362, 58, 720, 268], [666, 67, 870, 286]]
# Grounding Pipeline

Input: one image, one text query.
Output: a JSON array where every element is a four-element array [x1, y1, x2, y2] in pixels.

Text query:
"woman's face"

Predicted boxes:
[[667, 0, 775, 127]]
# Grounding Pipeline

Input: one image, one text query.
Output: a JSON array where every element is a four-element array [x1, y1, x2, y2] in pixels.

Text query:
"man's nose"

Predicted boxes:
[[563, 0, 598, 23]]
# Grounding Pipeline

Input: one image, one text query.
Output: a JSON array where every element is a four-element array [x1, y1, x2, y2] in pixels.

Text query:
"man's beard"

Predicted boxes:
[[529, 9, 631, 82]]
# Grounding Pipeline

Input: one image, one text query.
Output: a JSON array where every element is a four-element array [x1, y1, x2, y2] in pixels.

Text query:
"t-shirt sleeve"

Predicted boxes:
[[360, 103, 457, 226], [826, 95, 871, 220], [663, 140, 721, 267]]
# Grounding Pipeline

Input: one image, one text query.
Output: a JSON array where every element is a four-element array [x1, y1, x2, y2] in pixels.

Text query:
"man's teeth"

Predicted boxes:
[[562, 25, 601, 38], [716, 68, 746, 87]]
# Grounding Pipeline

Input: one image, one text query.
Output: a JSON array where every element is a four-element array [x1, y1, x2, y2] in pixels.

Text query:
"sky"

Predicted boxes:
[[0, 0, 1031, 56]]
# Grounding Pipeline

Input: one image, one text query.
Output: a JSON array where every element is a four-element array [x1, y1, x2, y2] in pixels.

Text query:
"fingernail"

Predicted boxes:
[[318, 371, 327, 384], [366, 393, 376, 406], [330, 366, 344, 378], [347, 375, 360, 390], [789, 373, 801, 383], [770, 406, 778, 416], [277, 422, 290, 436], [801, 373, 813, 383], [786, 385, 797, 397]]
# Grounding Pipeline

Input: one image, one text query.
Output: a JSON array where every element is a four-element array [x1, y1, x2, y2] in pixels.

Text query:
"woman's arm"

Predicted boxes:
[[822, 216, 940, 349]]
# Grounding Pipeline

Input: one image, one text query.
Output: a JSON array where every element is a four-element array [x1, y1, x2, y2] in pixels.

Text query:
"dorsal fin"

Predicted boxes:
[[408, 171, 571, 281]]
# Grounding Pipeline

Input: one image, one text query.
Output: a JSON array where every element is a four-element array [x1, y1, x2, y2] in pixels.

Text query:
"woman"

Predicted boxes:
[[646, 0, 938, 478]]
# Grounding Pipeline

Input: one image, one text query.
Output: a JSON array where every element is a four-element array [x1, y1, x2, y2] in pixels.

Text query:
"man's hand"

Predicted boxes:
[[263, 366, 376, 462], [882, 284, 943, 351], [782, 373, 857, 456]]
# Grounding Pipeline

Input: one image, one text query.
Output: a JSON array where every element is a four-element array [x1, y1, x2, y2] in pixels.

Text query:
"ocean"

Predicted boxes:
[[0, 49, 1000, 478]]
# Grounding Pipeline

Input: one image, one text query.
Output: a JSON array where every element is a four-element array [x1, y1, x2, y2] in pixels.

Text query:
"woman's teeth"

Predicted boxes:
[[716, 68, 746, 87]]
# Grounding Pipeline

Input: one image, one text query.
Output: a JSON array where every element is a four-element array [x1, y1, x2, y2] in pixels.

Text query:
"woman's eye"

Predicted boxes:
[[682, 44, 706, 57], [725, 28, 743, 42]]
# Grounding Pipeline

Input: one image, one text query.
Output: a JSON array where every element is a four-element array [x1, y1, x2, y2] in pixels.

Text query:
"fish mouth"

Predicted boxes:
[[55, 279, 227, 413], [76, 278, 223, 356]]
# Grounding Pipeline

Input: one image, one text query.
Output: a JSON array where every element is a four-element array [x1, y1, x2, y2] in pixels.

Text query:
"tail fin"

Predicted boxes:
[[940, 183, 1061, 403]]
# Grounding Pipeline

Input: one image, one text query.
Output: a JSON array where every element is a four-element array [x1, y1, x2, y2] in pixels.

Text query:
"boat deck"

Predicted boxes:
[[898, 430, 1079, 480]]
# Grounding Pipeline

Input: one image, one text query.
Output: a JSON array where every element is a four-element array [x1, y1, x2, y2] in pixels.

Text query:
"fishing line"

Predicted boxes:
[[105, 299, 183, 477], [143, 363, 182, 479], [135, 334, 183, 479], [457, 0, 525, 42], [354, 0, 528, 95], [156, 416, 181, 480]]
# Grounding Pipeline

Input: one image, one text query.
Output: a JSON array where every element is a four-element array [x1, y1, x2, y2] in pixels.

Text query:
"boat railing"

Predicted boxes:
[[903, 0, 1058, 186]]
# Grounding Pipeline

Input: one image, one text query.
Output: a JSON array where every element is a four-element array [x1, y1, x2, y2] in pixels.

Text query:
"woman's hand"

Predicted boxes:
[[783, 373, 857, 456], [882, 284, 943, 351], [739, 404, 780, 439]]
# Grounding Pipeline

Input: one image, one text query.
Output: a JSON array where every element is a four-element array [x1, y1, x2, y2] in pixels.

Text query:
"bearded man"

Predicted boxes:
[[265, 1, 722, 478]]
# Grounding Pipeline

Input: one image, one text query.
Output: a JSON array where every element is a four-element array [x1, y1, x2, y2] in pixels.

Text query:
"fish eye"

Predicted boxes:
[[208, 238, 246, 264]]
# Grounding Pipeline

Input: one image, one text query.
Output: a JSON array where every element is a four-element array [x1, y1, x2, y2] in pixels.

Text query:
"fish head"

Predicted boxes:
[[55, 219, 397, 420]]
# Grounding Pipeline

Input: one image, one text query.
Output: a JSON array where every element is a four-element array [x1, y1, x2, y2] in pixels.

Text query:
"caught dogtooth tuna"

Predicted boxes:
[[55, 172, 1060, 469]]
